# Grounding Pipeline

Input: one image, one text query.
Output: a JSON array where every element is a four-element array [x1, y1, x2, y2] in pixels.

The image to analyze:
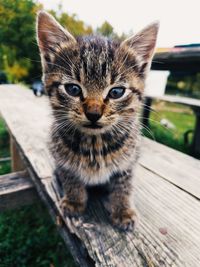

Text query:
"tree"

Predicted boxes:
[[97, 21, 114, 37], [0, 0, 42, 82], [0, 0, 94, 83], [0, 1, 126, 83], [58, 13, 93, 36], [96, 21, 126, 40]]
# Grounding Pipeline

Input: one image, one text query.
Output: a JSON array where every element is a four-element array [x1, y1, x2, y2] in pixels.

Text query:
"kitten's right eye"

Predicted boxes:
[[64, 83, 82, 97]]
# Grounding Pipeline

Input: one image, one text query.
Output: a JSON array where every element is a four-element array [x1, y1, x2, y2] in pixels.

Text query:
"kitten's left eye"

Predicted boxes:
[[64, 83, 82, 97], [108, 87, 125, 99]]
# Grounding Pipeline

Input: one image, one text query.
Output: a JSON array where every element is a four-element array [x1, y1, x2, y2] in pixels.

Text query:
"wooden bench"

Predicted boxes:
[[0, 85, 200, 267]]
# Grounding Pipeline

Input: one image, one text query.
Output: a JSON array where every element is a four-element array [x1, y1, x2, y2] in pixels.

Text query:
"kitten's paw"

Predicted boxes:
[[111, 208, 137, 232], [59, 196, 86, 217]]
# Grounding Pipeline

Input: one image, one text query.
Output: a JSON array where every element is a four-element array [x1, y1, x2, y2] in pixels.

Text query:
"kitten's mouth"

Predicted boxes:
[[83, 123, 103, 129]]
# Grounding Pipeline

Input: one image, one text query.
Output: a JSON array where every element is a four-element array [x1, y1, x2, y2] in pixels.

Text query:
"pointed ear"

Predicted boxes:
[[36, 11, 76, 55], [120, 22, 159, 66]]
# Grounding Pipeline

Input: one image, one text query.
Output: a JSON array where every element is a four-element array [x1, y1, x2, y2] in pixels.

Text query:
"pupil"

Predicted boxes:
[[114, 89, 119, 96], [109, 87, 124, 99], [72, 86, 78, 93], [65, 83, 81, 96]]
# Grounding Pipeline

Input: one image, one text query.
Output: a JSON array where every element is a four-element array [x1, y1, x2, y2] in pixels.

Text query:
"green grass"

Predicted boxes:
[[142, 101, 197, 157], [0, 204, 76, 267], [0, 117, 76, 267], [0, 118, 11, 174]]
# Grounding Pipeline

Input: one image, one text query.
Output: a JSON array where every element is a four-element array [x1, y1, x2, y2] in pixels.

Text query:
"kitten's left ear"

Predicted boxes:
[[120, 22, 159, 69]]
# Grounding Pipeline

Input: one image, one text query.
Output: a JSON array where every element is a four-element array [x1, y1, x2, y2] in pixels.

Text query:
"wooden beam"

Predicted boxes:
[[10, 136, 25, 172], [0, 157, 11, 163], [140, 138, 200, 199], [0, 171, 38, 212]]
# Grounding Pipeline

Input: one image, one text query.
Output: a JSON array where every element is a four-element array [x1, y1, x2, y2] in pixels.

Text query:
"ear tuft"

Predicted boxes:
[[121, 22, 159, 63], [36, 10, 76, 54]]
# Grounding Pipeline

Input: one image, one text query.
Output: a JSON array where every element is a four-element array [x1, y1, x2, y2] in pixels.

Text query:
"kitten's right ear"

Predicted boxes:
[[36, 11, 76, 55]]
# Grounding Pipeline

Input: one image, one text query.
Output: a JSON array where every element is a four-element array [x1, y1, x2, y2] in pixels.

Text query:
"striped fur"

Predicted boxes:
[[37, 11, 159, 231]]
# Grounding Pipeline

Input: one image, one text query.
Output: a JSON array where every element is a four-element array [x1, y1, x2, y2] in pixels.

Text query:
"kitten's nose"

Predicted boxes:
[[85, 111, 102, 123], [84, 99, 103, 123]]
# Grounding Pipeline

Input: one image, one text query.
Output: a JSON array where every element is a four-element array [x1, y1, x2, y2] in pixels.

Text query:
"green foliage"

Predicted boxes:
[[0, 118, 11, 174], [0, 203, 77, 267], [0, 118, 9, 150], [96, 21, 125, 40], [0, 0, 123, 83], [58, 12, 93, 36], [142, 102, 196, 156], [0, 161, 11, 175], [0, 0, 94, 83], [0, 0, 42, 83], [97, 21, 114, 37], [166, 72, 200, 99], [0, 119, 10, 174]]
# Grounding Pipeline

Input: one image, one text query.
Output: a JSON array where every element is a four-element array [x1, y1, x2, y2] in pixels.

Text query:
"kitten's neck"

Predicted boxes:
[[52, 118, 138, 158]]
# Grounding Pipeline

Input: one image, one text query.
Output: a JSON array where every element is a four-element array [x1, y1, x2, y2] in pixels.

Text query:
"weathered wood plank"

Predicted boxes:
[[140, 138, 200, 199], [52, 165, 200, 267], [0, 85, 200, 266], [135, 167, 200, 267], [0, 85, 54, 179], [18, 138, 186, 267], [0, 171, 38, 211]]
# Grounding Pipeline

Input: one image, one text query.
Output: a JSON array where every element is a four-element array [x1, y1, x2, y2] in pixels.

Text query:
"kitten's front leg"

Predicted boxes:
[[108, 170, 137, 232], [55, 167, 88, 216]]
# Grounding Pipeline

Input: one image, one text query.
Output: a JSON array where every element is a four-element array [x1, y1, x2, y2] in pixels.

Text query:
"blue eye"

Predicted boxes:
[[64, 83, 82, 97], [108, 87, 125, 99]]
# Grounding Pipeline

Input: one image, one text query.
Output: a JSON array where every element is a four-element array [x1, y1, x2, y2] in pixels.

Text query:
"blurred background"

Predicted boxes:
[[0, 0, 200, 266]]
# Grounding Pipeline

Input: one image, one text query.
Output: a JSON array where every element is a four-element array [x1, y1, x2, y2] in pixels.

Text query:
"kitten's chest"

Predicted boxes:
[[67, 134, 135, 185], [75, 149, 125, 185], [55, 131, 136, 185]]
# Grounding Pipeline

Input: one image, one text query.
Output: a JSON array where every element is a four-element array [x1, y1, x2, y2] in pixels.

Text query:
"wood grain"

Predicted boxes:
[[0, 171, 38, 211], [140, 138, 200, 199], [10, 136, 25, 172], [0, 85, 200, 266]]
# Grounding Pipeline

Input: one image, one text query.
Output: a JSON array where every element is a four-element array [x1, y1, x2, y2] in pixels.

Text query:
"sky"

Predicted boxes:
[[39, 0, 200, 47]]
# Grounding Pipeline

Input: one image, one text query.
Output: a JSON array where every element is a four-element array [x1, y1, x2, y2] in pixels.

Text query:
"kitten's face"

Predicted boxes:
[[37, 11, 158, 134]]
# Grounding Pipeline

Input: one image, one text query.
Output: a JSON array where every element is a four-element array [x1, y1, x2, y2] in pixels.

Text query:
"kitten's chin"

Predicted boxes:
[[83, 123, 103, 129], [80, 123, 109, 135]]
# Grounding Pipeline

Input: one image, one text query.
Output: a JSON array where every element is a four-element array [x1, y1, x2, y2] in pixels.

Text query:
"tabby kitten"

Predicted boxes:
[[37, 11, 159, 231]]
